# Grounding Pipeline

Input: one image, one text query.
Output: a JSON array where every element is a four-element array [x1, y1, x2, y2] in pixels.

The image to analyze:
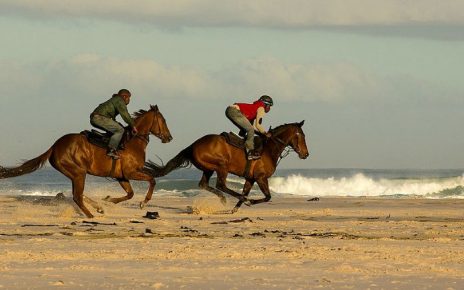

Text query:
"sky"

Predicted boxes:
[[0, 0, 463, 169]]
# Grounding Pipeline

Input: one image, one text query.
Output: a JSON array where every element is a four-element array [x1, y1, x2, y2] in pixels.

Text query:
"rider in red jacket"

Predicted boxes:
[[225, 95, 273, 160]]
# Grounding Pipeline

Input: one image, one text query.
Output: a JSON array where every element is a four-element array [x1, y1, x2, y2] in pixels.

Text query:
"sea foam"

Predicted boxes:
[[269, 173, 464, 198]]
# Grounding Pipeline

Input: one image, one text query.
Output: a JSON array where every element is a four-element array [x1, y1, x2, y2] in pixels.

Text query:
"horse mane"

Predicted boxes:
[[270, 122, 300, 135], [132, 105, 159, 120]]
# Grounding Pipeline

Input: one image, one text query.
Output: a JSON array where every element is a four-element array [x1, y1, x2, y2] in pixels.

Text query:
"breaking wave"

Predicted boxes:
[[269, 173, 464, 198], [2, 168, 464, 199]]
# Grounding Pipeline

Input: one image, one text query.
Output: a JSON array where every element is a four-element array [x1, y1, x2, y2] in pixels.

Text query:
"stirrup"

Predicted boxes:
[[247, 150, 260, 160], [107, 149, 120, 160]]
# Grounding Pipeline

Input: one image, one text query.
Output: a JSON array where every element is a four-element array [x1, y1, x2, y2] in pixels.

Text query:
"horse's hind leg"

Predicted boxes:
[[104, 178, 134, 204], [199, 170, 226, 205], [53, 162, 94, 218], [215, 170, 247, 202], [71, 175, 94, 218], [83, 196, 104, 214], [198, 170, 213, 188]]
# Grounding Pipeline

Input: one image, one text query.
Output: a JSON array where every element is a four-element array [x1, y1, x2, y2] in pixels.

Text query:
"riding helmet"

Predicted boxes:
[[259, 95, 273, 106]]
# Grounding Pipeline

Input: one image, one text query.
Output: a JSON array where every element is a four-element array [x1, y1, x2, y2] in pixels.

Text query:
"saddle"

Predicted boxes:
[[220, 131, 264, 155], [80, 129, 128, 150]]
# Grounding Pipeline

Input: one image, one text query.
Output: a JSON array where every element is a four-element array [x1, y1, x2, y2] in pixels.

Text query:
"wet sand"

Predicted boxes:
[[1, 194, 464, 289]]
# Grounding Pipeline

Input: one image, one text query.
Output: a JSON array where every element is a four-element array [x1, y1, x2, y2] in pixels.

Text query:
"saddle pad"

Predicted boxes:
[[81, 130, 111, 149], [220, 132, 244, 149], [220, 132, 263, 152]]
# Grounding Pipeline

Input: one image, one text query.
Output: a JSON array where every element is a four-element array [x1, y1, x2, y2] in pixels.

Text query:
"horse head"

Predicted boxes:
[[270, 121, 309, 159], [149, 105, 173, 143], [133, 105, 173, 143]]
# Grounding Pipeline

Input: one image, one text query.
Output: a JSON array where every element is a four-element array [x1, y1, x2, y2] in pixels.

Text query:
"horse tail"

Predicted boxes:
[[144, 145, 193, 177], [0, 147, 52, 179]]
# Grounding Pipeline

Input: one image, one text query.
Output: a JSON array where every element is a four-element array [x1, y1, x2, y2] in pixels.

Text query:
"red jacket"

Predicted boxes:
[[235, 100, 265, 121]]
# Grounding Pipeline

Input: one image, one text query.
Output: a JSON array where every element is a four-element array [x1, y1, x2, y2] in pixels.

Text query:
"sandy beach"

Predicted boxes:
[[1, 194, 464, 289]]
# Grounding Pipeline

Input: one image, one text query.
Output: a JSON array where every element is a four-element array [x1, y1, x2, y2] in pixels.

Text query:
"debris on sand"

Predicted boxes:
[[143, 211, 160, 220], [307, 197, 320, 202], [229, 217, 253, 223], [82, 221, 117, 226], [211, 217, 253, 225]]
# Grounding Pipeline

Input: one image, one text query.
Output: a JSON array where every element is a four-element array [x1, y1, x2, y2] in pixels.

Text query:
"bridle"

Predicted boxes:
[[270, 129, 303, 165], [132, 110, 163, 145], [151, 110, 168, 141]]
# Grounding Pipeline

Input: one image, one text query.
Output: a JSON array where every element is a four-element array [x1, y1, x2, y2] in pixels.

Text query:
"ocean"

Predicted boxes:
[[1, 167, 464, 199]]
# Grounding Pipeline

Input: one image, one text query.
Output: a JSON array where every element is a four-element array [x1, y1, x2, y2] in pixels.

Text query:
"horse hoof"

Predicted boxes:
[[244, 200, 252, 207], [97, 208, 105, 214], [231, 207, 238, 213], [103, 196, 111, 201], [140, 201, 146, 209], [220, 197, 227, 205]]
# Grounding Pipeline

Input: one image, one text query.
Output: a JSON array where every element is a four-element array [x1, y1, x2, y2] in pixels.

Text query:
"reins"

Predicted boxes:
[[135, 133, 150, 144], [277, 147, 292, 166], [269, 130, 300, 166]]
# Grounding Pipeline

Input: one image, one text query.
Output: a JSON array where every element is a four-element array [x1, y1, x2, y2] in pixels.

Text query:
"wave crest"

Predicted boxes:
[[269, 173, 464, 198]]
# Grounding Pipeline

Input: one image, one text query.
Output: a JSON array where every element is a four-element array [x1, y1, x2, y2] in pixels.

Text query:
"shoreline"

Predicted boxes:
[[1, 195, 464, 289]]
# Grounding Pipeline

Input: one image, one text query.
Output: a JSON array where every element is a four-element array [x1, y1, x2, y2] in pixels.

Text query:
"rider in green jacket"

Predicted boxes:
[[90, 89, 138, 159]]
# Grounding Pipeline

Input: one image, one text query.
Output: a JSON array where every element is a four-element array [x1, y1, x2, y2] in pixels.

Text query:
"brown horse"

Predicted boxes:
[[0, 105, 172, 218], [144, 121, 309, 212]]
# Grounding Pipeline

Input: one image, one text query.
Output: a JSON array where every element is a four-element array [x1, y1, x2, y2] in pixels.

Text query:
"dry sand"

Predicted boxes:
[[1, 193, 464, 289]]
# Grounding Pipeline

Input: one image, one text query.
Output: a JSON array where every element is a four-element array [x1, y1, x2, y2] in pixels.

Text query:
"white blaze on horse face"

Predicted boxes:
[[294, 129, 309, 159]]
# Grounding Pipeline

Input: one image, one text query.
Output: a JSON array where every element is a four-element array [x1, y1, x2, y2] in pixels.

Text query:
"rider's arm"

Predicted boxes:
[[253, 107, 267, 134], [115, 98, 135, 127]]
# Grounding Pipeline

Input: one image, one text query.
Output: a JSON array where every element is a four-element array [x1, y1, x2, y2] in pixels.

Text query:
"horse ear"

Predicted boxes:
[[152, 105, 159, 111], [298, 120, 305, 127]]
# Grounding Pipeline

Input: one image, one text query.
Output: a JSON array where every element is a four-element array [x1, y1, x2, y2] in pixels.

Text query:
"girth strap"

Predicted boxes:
[[108, 158, 117, 177], [243, 159, 252, 178]]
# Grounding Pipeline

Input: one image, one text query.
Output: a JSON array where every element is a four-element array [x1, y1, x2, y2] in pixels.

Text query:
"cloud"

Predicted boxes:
[[2, 0, 464, 30], [0, 54, 459, 106], [66, 54, 219, 100], [219, 57, 381, 103]]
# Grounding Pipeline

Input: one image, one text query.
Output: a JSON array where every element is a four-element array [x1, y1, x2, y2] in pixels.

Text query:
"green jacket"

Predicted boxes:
[[92, 96, 135, 127]]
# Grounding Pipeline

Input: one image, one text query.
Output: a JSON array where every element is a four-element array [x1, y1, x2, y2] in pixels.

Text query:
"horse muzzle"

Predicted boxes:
[[299, 152, 309, 159], [162, 135, 173, 143]]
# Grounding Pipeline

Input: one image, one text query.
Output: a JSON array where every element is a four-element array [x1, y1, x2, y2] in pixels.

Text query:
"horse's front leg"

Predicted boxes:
[[232, 179, 255, 213], [140, 176, 156, 209], [104, 178, 134, 204], [125, 170, 157, 209], [247, 177, 271, 206]]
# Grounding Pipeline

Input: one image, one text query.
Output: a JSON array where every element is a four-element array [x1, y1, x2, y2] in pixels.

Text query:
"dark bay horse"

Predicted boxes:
[[0, 105, 172, 218], [144, 121, 309, 212]]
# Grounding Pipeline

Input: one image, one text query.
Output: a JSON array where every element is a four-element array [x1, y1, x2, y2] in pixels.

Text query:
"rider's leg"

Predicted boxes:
[[90, 115, 124, 157], [225, 106, 256, 157]]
